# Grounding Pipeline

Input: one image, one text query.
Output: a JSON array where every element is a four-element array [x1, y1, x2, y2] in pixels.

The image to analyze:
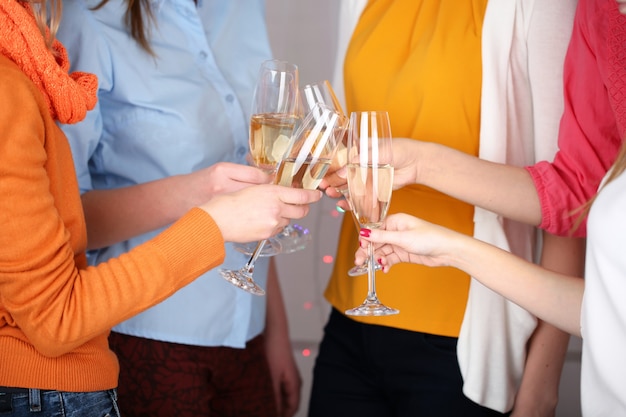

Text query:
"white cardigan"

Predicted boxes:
[[459, 0, 576, 411], [332, 0, 576, 412]]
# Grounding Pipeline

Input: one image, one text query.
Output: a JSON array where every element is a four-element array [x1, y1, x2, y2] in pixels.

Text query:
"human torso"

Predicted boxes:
[[326, 0, 488, 336], [57, 0, 272, 347], [581, 168, 626, 415]]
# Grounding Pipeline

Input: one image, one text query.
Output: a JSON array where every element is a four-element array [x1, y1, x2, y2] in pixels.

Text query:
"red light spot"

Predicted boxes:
[[322, 255, 333, 264], [301, 349, 311, 357]]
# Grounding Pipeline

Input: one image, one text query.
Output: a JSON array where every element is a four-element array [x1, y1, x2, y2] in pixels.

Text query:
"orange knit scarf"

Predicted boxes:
[[0, 0, 97, 124]]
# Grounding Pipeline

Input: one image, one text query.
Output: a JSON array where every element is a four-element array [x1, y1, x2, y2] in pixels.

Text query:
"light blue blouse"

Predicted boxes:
[[58, 0, 272, 347]]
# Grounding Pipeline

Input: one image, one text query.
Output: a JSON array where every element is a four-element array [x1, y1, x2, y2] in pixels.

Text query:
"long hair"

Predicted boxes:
[[93, 0, 155, 55], [30, 0, 63, 50], [571, 139, 626, 232], [601, 139, 626, 188]]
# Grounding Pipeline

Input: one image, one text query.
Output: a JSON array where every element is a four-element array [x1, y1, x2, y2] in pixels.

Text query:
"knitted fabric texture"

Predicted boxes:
[[0, 0, 97, 124], [608, 2, 626, 137]]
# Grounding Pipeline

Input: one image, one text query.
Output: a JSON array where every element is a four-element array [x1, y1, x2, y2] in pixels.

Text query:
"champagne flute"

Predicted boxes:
[[220, 104, 345, 295], [298, 82, 380, 276], [273, 80, 347, 254], [232, 59, 300, 262], [332, 141, 382, 277], [341, 190, 383, 277], [345, 111, 398, 316], [224, 60, 299, 295], [328, 127, 382, 277]]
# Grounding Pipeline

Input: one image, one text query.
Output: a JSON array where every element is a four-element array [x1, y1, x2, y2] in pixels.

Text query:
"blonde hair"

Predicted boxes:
[[29, 0, 63, 50], [571, 139, 626, 233], [602, 139, 626, 187]]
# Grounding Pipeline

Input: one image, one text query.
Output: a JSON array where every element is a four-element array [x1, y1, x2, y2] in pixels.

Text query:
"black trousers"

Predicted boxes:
[[308, 308, 511, 417]]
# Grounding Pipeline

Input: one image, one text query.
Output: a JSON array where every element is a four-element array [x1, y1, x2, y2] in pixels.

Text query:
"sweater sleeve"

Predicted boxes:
[[0, 65, 225, 357], [526, 0, 624, 237]]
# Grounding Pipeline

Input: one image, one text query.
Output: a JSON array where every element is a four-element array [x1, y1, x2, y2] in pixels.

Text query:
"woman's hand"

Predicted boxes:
[[390, 138, 422, 190], [201, 184, 322, 243], [183, 162, 272, 207], [354, 213, 459, 271]]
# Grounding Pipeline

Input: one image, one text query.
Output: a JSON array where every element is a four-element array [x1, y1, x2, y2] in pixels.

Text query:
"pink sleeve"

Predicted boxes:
[[526, 0, 625, 237]]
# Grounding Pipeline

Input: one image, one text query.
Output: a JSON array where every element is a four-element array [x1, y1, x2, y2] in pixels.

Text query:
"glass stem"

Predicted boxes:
[[366, 241, 378, 302], [244, 239, 267, 274], [339, 187, 368, 269]]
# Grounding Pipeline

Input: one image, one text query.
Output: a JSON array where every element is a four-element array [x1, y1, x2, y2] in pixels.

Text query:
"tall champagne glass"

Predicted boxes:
[[224, 60, 299, 295], [220, 104, 345, 295], [298, 83, 380, 276], [331, 136, 382, 277], [345, 111, 398, 316], [341, 189, 383, 277], [272, 80, 347, 254]]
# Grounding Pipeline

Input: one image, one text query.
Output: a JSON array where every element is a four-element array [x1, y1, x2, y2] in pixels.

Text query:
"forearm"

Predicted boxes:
[[513, 233, 585, 414], [513, 322, 570, 416], [417, 141, 542, 225], [448, 231, 583, 336], [82, 175, 193, 249], [264, 259, 301, 417], [265, 259, 290, 339]]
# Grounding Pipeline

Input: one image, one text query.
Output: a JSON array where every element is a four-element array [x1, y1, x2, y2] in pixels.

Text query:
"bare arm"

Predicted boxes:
[[512, 233, 585, 416], [357, 214, 584, 336], [264, 259, 302, 417], [82, 162, 271, 249], [394, 139, 543, 226], [321, 139, 541, 223]]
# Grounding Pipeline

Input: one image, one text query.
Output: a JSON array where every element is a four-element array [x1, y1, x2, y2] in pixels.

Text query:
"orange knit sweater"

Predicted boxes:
[[0, 52, 225, 391]]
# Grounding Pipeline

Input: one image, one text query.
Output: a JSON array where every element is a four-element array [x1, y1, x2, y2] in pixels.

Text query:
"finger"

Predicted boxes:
[[379, 254, 399, 272], [365, 228, 410, 249], [321, 168, 347, 190], [221, 163, 270, 184], [279, 187, 322, 205], [279, 202, 310, 221], [323, 186, 344, 199], [335, 199, 351, 213]]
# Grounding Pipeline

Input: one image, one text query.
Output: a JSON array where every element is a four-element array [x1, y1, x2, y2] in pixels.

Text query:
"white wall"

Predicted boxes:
[[264, 2, 582, 416]]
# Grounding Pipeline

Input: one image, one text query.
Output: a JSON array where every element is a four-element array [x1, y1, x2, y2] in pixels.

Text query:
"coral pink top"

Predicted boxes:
[[527, 0, 626, 237]]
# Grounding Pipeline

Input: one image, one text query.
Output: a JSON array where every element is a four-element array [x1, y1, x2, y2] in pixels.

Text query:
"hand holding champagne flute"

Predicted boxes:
[[233, 59, 300, 264], [269, 80, 348, 254], [226, 59, 299, 293], [220, 103, 346, 295], [345, 111, 398, 316]]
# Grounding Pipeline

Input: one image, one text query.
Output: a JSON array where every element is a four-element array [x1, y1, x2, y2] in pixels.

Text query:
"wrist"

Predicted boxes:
[[415, 140, 438, 186]]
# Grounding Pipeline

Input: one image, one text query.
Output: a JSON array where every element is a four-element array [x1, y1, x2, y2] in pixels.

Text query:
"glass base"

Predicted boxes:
[[234, 225, 311, 256], [345, 299, 399, 316], [219, 268, 266, 296], [348, 262, 382, 277], [276, 224, 312, 254], [233, 238, 282, 257]]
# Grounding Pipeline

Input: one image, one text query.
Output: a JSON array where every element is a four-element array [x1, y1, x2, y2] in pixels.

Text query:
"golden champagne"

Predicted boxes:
[[347, 163, 394, 228], [249, 113, 298, 173], [275, 157, 332, 190]]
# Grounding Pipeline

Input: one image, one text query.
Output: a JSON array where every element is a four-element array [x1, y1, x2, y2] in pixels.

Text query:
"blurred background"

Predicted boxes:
[[264, 1, 583, 416]]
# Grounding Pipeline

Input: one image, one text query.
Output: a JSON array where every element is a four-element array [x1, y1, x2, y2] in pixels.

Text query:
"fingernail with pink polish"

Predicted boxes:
[[359, 228, 371, 237]]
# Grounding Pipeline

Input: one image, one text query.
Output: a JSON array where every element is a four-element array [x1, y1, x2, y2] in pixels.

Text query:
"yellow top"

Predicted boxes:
[[325, 0, 488, 337]]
